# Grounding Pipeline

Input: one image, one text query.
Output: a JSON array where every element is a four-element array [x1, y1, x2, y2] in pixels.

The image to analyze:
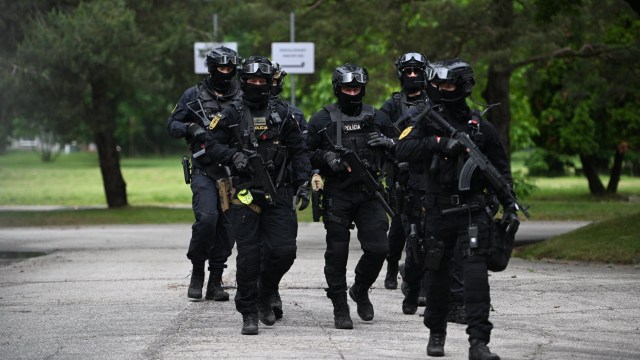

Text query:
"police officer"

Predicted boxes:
[[166, 46, 240, 302], [271, 63, 308, 131], [306, 64, 395, 329], [264, 62, 309, 320], [396, 59, 518, 359], [204, 56, 311, 335], [383, 54, 467, 322], [379, 52, 429, 294]]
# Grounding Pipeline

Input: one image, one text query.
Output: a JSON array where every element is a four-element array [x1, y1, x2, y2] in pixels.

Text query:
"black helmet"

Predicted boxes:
[[331, 64, 368, 97], [240, 56, 274, 82], [426, 58, 475, 103], [205, 46, 240, 74], [394, 52, 428, 79], [271, 62, 287, 96], [240, 56, 274, 104]]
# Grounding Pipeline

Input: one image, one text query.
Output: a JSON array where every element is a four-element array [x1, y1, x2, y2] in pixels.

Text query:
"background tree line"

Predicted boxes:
[[1, 0, 638, 207]]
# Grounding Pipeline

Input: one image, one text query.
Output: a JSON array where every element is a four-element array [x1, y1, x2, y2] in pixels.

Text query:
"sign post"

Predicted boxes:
[[193, 42, 238, 74]]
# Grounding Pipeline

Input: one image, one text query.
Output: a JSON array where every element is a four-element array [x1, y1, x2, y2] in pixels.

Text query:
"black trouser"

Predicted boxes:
[[188, 173, 234, 270], [386, 213, 406, 263], [421, 207, 493, 343], [229, 187, 298, 315], [322, 186, 389, 295]]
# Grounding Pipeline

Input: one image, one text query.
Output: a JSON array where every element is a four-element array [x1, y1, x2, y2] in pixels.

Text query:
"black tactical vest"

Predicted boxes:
[[238, 102, 289, 182], [325, 104, 383, 173]]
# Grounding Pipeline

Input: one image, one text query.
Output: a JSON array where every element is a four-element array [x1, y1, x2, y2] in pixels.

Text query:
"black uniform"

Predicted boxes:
[[205, 97, 311, 316], [379, 92, 429, 273], [166, 79, 240, 275], [395, 104, 513, 343], [307, 103, 394, 295]]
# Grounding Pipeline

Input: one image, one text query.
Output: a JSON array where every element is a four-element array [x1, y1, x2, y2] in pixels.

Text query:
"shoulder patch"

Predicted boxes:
[[399, 126, 413, 140], [208, 112, 224, 130]]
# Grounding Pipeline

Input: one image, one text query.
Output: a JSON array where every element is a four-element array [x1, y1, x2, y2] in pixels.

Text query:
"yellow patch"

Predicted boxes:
[[255, 125, 268, 131], [208, 113, 223, 130], [399, 126, 413, 140]]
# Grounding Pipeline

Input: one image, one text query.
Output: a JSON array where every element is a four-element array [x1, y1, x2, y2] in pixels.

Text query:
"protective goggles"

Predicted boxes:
[[426, 66, 453, 81], [339, 72, 367, 84], [242, 62, 273, 75], [402, 67, 424, 75], [212, 55, 240, 65], [399, 52, 427, 64]]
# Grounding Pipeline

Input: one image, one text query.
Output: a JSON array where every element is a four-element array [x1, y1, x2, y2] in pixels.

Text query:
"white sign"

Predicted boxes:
[[271, 42, 315, 74], [194, 42, 238, 74]]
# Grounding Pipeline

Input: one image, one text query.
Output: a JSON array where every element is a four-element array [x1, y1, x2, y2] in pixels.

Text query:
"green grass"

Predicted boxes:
[[516, 212, 640, 264], [1, 149, 640, 265]]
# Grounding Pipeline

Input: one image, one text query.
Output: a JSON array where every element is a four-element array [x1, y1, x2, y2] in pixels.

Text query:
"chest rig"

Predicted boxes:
[[325, 104, 382, 173], [188, 82, 241, 127], [431, 109, 486, 191], [238, 102, 289, 183]]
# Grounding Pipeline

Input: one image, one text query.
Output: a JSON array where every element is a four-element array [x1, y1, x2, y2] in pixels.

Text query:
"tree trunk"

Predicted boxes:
[[606, 149, 624, 194], [483, 63, 512, 157], [482, 0, 514, 159], [90, 76, 128, 208], [580, 154, 606, 195]]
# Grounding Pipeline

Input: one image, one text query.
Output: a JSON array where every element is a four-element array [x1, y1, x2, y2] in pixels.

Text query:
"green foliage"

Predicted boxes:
[[525, 148, 576, 176]]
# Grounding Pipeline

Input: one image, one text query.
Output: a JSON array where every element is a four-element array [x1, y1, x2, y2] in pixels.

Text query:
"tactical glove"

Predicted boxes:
[[232, 152, 251, 173], [187, 123, 206, 143], [294, 181, 311, 211], [500, 205, 520, 240], [324, 151, 349, 172], [438, 136, 467, 156], [366, 132, 396, 149]]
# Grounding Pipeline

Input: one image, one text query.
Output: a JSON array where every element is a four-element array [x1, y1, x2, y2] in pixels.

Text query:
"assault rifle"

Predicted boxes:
[[317, 127, 395, 218], [229, 123, 278, 206], [416, 105, 530, 218]]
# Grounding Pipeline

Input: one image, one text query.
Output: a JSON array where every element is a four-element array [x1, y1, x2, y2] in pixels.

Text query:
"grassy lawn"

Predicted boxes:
[[1, 150, 639, 264]]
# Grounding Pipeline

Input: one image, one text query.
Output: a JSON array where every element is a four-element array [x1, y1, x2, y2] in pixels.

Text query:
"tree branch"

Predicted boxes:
[[509, 43, 634, 71]]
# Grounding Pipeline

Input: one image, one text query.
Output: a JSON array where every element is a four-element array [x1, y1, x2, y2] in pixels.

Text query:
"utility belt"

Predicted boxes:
[[426, 193, 486, 216]]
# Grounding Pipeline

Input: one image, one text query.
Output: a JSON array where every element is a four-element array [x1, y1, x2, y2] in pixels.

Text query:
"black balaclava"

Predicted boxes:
[[401, 72, 426, 94], [208, 68, 236, 94], [242, 78, 270, 107], [337, 87, 365, 116]]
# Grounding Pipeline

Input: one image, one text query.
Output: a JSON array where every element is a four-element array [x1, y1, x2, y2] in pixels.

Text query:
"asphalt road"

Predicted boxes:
[[1, 221, 639, 359]]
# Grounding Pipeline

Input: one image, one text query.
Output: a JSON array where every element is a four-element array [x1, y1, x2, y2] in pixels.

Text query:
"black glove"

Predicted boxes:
[[187, 123, 206, 143], [438, 136, 467, 156], [324, 151, 349, 172], [294, 181, 311, 211], [366, 132, 396, 149], [232, 152, 251, 173], [500, 205, 520, 239]]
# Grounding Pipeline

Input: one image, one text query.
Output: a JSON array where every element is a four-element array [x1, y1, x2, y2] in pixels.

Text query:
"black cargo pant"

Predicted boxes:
[[188, 172, 234, 270], [421, 205, 493, 343], [322, 185, 389, 295], [229, 187, 298, 315]]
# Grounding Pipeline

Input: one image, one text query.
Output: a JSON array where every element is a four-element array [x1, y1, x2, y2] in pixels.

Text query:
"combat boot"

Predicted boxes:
[[205, 268, 229, 301], [258, 288, 276, 326], [187, 263, 205, 301], [426, 332, 446, 357], [447, 303, 467, 324], [384, 261, 399, 289], [328, 292, 353, 329], [271, 290, 283, 320], [469, 339, 500, 360], [349, 282, 374, 321], [241, 312, 259, 335], [402, 282, 420, 315]]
